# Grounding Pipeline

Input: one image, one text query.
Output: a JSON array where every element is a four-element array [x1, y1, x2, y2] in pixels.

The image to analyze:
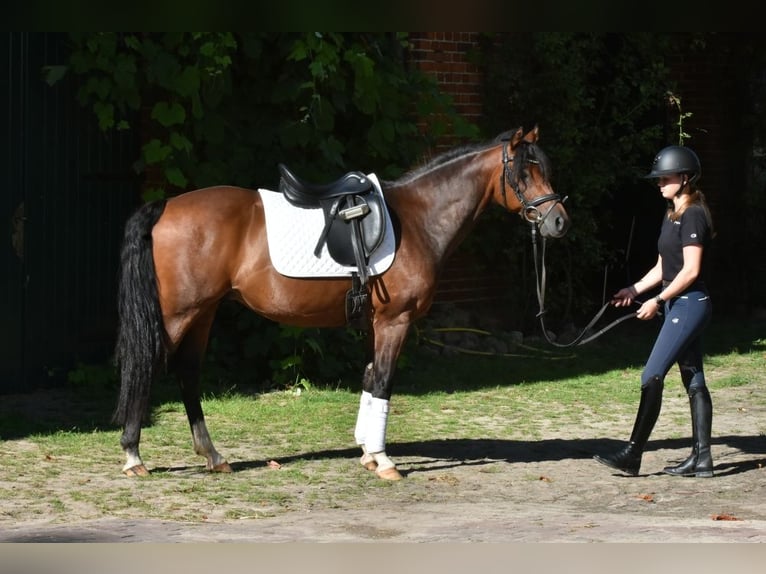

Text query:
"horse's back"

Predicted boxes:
[[165, 185, 260, 214], [158, 185, 262, 252]]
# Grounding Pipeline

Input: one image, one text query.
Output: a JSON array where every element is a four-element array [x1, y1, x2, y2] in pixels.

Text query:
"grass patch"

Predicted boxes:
[[0, 315, 764, 525]]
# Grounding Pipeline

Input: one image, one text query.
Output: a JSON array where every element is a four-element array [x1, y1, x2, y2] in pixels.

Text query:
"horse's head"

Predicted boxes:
[[497, 126, 570, 239]]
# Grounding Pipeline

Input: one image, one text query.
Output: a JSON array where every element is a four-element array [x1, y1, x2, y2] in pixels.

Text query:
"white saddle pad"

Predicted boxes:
[[258, 173, 395, 278]]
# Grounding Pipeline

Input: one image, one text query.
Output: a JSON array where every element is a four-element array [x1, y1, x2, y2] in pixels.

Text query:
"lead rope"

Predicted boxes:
[[530, 224, 640, 347]]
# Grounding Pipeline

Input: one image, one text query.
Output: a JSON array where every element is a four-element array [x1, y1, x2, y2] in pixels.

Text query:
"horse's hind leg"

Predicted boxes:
[[172, 309, 232, 473]]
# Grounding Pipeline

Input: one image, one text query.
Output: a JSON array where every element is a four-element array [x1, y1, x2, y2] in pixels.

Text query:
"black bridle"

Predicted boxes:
[[500, 138, 565, 225]]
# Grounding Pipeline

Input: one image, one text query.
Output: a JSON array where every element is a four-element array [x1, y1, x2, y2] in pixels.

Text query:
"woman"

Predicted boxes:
[[594, 145, 715, 478]]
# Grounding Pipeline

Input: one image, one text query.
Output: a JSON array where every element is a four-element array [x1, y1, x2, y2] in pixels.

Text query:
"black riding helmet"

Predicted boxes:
[[644, 145, 701, 183]]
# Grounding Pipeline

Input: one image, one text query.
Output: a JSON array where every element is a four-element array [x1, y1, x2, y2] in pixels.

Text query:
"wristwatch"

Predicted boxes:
[[654, 295, 665, 306]]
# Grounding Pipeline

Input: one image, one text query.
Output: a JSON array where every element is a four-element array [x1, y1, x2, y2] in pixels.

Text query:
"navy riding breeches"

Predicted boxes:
[[641, 289, 712, 393]]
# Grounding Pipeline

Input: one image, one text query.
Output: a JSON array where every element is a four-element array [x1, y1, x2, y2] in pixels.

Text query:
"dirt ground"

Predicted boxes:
[[1, 381, 765, 544]]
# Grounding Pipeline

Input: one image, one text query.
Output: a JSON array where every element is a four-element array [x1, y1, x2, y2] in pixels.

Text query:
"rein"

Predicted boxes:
[[529, 224, 643, 348], [500, 137, 636, 346]]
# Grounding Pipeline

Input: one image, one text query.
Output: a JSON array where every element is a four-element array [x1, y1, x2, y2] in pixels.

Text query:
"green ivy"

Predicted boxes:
[[476, 32, 676, 328], [50, 32, 477, 389]]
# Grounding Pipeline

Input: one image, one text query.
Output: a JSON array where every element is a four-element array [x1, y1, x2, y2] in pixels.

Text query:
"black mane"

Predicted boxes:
[[387, 129, 551, 187]]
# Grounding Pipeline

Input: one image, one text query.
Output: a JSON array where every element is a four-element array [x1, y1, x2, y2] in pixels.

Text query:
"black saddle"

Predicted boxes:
[[278, 163, 374, 207], [277, 163, 386, 267]]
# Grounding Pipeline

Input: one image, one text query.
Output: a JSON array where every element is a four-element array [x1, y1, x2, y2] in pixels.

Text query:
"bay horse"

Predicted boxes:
[[113, 126, 570, 480]]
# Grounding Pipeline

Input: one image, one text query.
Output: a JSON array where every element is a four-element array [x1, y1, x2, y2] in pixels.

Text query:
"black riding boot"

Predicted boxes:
[[663, 387, 713, 477], [594, 378, 663, 476]]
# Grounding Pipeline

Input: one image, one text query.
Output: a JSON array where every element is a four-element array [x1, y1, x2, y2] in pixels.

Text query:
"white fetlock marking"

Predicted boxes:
[[354, 390, 373, 445], [371, 451, 395, 472], [364, 397, 389, 454], [123, 451, 143, 472]]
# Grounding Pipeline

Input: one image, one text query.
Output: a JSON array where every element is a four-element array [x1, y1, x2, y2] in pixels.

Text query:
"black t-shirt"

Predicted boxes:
[[657, 203, 711, 289]]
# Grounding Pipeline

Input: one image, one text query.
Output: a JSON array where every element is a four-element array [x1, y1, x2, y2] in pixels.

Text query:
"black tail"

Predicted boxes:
[[112, 200, 169, 426]]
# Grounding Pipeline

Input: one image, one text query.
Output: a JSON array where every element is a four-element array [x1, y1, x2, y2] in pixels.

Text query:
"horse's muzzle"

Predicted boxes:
[[539, 203, 570, 239]]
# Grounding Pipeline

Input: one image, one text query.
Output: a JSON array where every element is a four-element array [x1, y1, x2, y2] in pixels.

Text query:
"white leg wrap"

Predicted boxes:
[[365, 397, 389, 455], [354, 391, 372, 445], [359, 444, 376, 469], [371, 450, 395, 472]]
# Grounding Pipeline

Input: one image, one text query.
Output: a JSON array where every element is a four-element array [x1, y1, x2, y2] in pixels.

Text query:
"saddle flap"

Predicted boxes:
[[321, 194, 386, 266]]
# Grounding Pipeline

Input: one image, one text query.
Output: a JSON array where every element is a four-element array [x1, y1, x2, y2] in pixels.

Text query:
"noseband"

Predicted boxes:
[[500, 139, 566, 225]]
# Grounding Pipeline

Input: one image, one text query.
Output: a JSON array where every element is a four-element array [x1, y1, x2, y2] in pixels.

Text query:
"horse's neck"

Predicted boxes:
[[390, 160, 493, 262]]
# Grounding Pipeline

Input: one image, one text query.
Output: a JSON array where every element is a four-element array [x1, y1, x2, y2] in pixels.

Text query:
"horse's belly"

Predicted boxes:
[[236, 275, 351, 328]]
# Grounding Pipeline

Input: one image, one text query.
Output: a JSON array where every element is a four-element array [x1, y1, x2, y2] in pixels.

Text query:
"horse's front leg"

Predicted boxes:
[[174, 316, 232, 473], [354, 363, 379, 472], [353, 319, 410, 480]]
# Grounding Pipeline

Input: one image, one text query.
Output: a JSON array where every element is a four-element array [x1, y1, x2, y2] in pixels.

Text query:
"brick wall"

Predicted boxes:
[[407, 33, 511, 309], [408, 32, 484, 148]]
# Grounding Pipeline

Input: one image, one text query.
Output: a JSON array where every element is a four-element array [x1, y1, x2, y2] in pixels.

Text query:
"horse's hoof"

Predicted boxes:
[[123, 464, 150, 477], [360, 454, 378, 471], [211, 462, 233, 473], [376, 467, 403, 481]]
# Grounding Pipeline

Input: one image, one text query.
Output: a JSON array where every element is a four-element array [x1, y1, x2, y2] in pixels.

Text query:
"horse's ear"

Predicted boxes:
[[510, 126, 524, 147], [523, 125, 539, 143]]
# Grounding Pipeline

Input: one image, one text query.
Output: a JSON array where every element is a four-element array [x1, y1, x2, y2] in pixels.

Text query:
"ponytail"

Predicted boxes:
[[669, 187, 715, 237]]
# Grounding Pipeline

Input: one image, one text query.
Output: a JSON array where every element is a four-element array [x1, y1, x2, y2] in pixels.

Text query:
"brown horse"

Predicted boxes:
[[113, 126, 570, 480]]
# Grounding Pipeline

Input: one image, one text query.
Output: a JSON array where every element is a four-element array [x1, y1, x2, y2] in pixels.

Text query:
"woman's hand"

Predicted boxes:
[[635, 298, 661, 320], [611, 286, 637, 308]]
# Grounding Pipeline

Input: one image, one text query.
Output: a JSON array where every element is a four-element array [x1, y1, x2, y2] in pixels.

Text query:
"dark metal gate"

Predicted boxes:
[[1, 33, 141, 393]]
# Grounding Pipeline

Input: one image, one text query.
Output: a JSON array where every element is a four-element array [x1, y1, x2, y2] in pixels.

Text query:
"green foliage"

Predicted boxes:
[[53, 32, 477, 197], [51, 32, 476, 389], [476, 33, 676, 326], [68, 33, 766, 389], [197, 301, 371, 392], [666, 92, 693, 145], [67, 361, 118, 390]]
